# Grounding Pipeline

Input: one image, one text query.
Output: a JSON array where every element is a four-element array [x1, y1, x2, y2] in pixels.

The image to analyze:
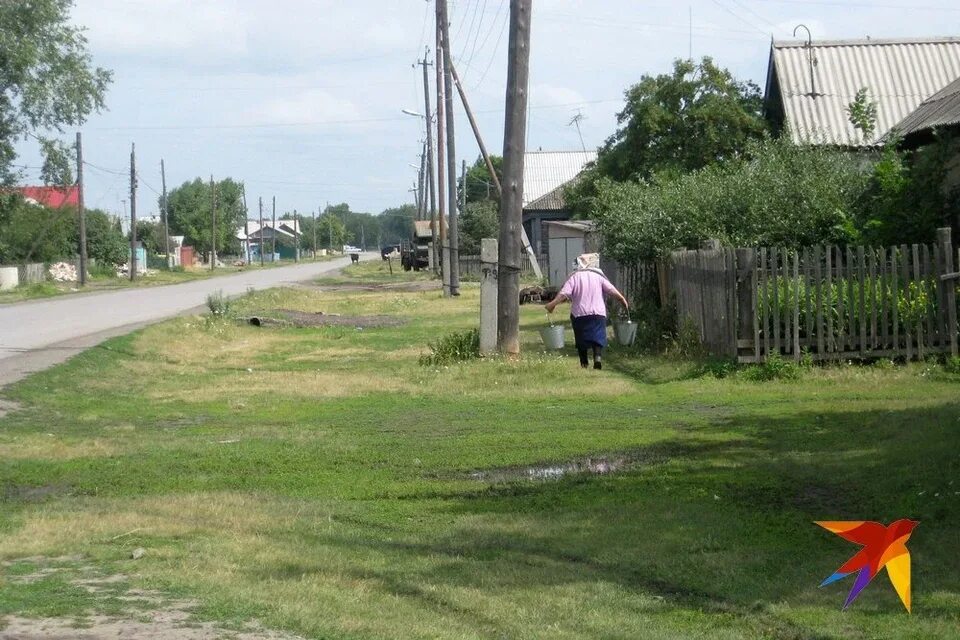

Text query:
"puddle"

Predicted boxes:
[[248, 310, 406, 329], [469, 448, 671, 483]]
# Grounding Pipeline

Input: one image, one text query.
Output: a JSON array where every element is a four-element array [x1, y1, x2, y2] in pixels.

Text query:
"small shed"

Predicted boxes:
[[543, 220, 599, 287]]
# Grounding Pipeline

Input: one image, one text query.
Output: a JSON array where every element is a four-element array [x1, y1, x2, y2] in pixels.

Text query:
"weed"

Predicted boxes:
[[872, 357, 898, 371], [740, 353, 802, 381], [206, 290, 231, 317], [944, 356, 960, 375], [665, 317, 704, 358], [418, 328, 480, 366], [696, 357, 737, 379]]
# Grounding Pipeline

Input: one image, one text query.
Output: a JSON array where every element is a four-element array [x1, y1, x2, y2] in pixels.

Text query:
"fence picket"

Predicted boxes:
[[857, 246, 867, 356], [912, 245, 925, 359], [880, 247, 889, 351], [846, 246, 856, 353], [804, 248, 813, 346], [892, 247, 901, 355], [922, 244, 934, 353], [815, 246, 825, 357], [760, 248, 769, 358], [770, 247, 781, 355], [793, 251, 801, 360], [868, 248, 878, 350], [933, 242, 944, 350], [901, 245, 912, 360], [825, 247, 834, 355]]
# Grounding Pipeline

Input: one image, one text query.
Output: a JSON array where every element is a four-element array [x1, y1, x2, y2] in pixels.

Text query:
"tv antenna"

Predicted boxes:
[[568, 110, 587, 152]]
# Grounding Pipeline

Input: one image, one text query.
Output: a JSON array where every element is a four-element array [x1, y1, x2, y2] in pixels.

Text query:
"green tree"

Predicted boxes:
[[378, 204, 417, 244], [0, 195, 73, 263], [82, 209, 126, 266], [133, 220, 169, 255], [164, 178, 245, 255], [458, 200, 498, 255], [0, 0, 111, 185], [317, 211, 348, 250], [596, 57, 767, 181], [459, 155, 502, 204], [847, 87, 879, 142]]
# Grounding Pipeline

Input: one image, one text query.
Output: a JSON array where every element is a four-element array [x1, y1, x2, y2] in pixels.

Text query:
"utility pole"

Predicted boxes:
[[417, 144, 428, 221], [361, 224, 366, 251], [271, 196, 277, 260], [161, 159, 172, 268], [258, 197, 264, 267], [439, 0, 460, 296], [418, 51, 439, 269], [461, 159, 467, 219], [209, 175, 216, 271], [435, 5, 449, 294], [129, 143, 137, 282], [327, 202, 333, 251], [241, 184, 249, 263], [448, 57, 542, 279], [293, 209, 300, 262], [312, 208, 317, 259], [498, 0, 533, 355], [75, 132, 87, 286]]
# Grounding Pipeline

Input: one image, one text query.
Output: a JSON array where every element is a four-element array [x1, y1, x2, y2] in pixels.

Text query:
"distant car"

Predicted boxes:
[[381, 245, 401, 260], [342, 245, 362, 253]]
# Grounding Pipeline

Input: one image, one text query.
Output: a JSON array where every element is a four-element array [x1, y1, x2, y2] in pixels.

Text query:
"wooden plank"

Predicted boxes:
[[846, 246, 855, 354], [815, 246, 825, 356], [934, 242, 944, 350], [868, 247, 878, 350], [728, 249, 738, 358], [941, 231, 958, 358], [922, 243, 934, 352], [793, 251, 801, 360], [902, 244, 912, 361], [760, 248, 769, 359], [879, 247, 889, 351], [825, 246, 834, 355], [912, 244, 924, 360], [891, 247, 900, 356], [835, 247, 846, 353], [804, 247, 813, 345], [784, 249, 793, 355], [771, 247, 781, 355], [857, 247, 870, 356]]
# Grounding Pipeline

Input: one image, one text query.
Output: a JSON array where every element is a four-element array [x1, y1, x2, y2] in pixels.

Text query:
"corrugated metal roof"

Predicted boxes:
[[523, 150, 596, 206], [413, 220, 433, 239], [890, 75, 960, 138], [525, 183, 568, 211], [770, 37, 960, 147]]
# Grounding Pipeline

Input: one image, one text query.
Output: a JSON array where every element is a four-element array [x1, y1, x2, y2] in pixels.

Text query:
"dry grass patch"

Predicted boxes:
[[0, 436, 121, 461]]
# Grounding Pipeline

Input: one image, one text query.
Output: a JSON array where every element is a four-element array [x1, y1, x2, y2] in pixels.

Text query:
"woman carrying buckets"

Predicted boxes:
[[545, 253, 629, 370]]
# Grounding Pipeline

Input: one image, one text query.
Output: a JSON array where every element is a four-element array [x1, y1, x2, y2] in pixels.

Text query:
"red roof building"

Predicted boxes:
[[17, 186, 80, 209]]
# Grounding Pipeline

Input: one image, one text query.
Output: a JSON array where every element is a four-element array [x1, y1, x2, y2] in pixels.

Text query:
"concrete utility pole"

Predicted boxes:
[[258, 197, 264, 267], [435, 4, 449, 294], [129, 143, 137, 282], [439, 0, 460, 296], [161, 159, 172, 268], [418, 51, 439, 270], [209, 175, 216, 271], [271, 196, 277, 260], [75, 132, 87, 286], [498, 0, 533, 355]]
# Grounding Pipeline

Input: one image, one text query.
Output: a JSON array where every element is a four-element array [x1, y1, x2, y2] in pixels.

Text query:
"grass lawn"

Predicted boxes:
[[0, 255, 336, 304], [0, 262, 958, 639]]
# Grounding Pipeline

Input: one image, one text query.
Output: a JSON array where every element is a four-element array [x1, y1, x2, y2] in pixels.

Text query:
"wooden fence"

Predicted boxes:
[[663, 228, 959, 362], [17, 263, 46, 285], [459, 253, 545, 280]]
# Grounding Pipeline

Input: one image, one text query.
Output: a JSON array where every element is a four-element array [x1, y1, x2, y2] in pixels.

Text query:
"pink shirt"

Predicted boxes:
[[559, 270, 617, 318]]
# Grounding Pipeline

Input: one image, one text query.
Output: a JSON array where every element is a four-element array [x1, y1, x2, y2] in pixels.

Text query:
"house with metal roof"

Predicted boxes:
[[521, 150, 596, 257], [765, 36, 960, 147]]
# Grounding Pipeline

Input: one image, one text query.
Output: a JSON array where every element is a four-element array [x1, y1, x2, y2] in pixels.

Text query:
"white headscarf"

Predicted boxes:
[[575, 253, 605, 275]]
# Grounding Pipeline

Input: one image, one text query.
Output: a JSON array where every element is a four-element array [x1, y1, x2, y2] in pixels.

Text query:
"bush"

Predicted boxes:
[[206, 290, 231, 317], [740, 353, 802, 381], [588, 137, 868, 262], [419, 329, 480, 367], [944, 356, 960, 375]]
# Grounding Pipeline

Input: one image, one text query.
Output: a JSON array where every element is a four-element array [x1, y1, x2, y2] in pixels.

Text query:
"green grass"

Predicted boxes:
[[0, 256, 335, 304], [0, 282, 958, 639], [314, 258, 436, 285]]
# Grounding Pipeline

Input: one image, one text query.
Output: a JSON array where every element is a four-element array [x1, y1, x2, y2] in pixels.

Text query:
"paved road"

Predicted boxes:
[[0, 256, 364, 388]]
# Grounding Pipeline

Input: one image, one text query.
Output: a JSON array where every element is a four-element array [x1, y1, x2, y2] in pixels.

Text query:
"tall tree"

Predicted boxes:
[[0, 0, 112, 185], [596, 57, 767, 181], [164, 178, 245, 255], [459, 155, 503, 204]]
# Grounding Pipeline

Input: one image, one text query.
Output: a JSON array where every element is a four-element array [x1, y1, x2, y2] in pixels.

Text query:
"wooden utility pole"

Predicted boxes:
[[271, 196, 277, 260], [327, 202, 333, 251], [361, 225, 366, 250], [129, 143, 137, 281], [498, 0, 533, 355], [418, 52, 439, 271], [293, 209, 300, 262], [418, 143, 428, 221], [75, 132, 87, 286], [461, 159, 467, 217], [209, 175, 217, 271], [448, 58, 542, 279], [241, 184, 249, 263], [439, 0, 459, 296], [435, 5, 449, 294], [161, 159, 172, 268], [258, 197, 265, 267], [312, 208, 317, 259]]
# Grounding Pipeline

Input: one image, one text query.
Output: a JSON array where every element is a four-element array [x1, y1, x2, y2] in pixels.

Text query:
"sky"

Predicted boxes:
[[13, 0, 960, 221]]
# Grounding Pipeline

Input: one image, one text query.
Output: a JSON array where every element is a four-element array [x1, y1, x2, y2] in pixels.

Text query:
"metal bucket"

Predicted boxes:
[[540, 324, 565, 350], [613, 320, 638, 346]]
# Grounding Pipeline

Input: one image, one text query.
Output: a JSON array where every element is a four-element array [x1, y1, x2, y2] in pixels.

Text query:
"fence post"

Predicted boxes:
[[735, 248, 757, 362], [702, 238, 722, 251], [479, 238, 498, 354], [938, 227, 957, 358]]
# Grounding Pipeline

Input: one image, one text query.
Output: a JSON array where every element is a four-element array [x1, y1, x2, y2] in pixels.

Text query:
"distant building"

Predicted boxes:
[[521, 150, 597, 256], [241, 219, 301, 261], [17, 186, 80, 209], [764, 36, 960, 147]]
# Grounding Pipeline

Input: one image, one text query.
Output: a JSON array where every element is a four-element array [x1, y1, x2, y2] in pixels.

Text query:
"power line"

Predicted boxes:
[[729, 0, 790, 34], [710, 0, 771, 37], [82, 160, 127, 176]]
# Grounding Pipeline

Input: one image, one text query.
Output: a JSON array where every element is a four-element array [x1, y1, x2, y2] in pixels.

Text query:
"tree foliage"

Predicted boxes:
[[459, 155, 502, 204], [591, 138, 869, 261], [0, 195, 73, 263], [164, 178, 245, 255], [458, 200, 498, 255], [596, 57, 767, 181], [0, 0, 111, 185], [84, 208, 126, 266]]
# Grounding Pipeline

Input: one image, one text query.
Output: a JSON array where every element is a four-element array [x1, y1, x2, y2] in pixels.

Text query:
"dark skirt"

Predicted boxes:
[[570, 314, 608, 350]]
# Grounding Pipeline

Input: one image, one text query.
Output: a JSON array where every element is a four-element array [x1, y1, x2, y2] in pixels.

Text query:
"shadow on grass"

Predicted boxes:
[[278, 401, 960, 638]]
